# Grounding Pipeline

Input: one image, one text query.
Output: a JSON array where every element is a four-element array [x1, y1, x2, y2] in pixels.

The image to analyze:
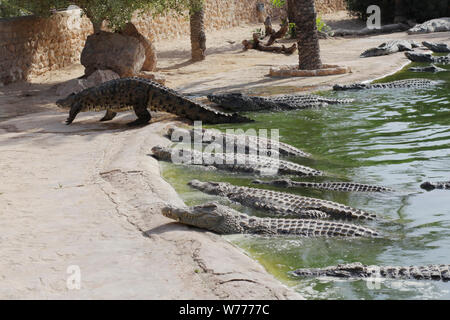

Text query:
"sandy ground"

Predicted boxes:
[[1, 12, 449, 299]]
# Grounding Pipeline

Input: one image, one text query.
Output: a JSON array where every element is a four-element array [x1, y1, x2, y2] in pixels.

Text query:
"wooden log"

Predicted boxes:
[[266, 19, 289, 46], [242, 33, 297, 54]]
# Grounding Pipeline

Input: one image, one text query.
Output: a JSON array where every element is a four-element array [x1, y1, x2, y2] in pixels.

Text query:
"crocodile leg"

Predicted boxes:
[[100, 110, 117, 122], [127, 104, 151, 126], [65, 102, 82, 125]]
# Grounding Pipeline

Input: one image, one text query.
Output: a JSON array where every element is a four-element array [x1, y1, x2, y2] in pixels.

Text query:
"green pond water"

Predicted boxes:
[[161, 61, 450, 300]]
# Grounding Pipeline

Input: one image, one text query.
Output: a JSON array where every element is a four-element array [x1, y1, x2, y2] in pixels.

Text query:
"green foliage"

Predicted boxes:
[[271, 0, 286, 9], [286, 17, 331, 38], [344, 0, 449, 23], [0, 0, 194, 31]]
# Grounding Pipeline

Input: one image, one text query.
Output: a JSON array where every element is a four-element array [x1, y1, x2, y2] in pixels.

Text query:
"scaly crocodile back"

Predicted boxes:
[[291, 263, 450, 281]]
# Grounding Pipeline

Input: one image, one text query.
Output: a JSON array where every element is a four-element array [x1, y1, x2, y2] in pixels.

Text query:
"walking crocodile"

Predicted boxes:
[[422, 41, 450, 53], [207, 92, 354, 112], [167, 127, 311, 158], [405, 51, 450, 64], [290, 262, 450, 281], [162, 202, 380, 238], [56, 77, 252, 126], [360, 40, 419, 58], [420, 180, 450, 191], [409, 64, 447, 73], [333, 79, 439, 91], [151, 146, 322, 176], [188, 180, 376, 220], [252, 178, 393, 192]]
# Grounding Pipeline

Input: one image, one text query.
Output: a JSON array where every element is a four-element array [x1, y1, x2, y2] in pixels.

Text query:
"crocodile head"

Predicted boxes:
[[151, 146, 173, 161], [56, 92, 77, 110], [207, 93, 257, 111], [161, 202, 244, 234], [420, 181, 436, 191], [291, 262, 367, 278], [188, 180, 232, 196]]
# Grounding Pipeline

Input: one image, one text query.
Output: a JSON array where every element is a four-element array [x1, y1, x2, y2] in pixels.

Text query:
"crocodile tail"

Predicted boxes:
[[175, 98, 254, 124]]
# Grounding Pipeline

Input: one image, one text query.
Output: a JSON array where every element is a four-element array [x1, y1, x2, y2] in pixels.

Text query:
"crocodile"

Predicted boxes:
[[151, 146, 322, 176], [405, 51, 450, 64], [56, 77, 252, 126], [409, 64, 447, 73], [162, 202, 380, 238], [333, 79, 439, 91], [360, 40, 419, 58], [422, 41, 450, 53], [188, 180, 376, 220], [420, 180, 450, 191], [167, 127, 311, 158], [252, 178, 393, 192], [206, 92, 354, 112], [290, 262, 450, 281]]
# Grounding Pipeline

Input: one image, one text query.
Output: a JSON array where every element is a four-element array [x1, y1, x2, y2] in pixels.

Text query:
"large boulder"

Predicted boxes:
[[408, 18, 450, 34], [56, 69, 120, 96], [120, 23, 157, 72], [81, 31, 145, 77]]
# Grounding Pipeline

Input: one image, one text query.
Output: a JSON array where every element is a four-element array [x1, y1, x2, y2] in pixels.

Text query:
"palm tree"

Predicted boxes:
[[189, 0, 206, 61], [288, 0, 322, 70]]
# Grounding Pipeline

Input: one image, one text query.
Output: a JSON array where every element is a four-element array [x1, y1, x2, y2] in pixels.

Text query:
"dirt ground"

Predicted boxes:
[[1, 11, 449, 299]]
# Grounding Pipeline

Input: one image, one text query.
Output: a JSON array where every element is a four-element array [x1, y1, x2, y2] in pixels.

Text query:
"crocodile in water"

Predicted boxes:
[[422, 41, 450, 53], [405, 52, 450, 64], [333, 79, 439, 91], [420, 181, 450, 191], [56, 77, 252, 126], [162, 202, 380, 237], [409, 64, 447, 73], [151, 146, 322, 176], [167, 127, 311, 158], [188, 180, 376, 220], [290, 262, 450, 281], [252, 178, 393, 192], [207, 92, 354, 112]]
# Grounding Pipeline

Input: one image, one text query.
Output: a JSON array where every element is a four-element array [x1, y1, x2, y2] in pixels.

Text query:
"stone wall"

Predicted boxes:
[[0, 9, 92, 85], [0, 0, 346, 85]]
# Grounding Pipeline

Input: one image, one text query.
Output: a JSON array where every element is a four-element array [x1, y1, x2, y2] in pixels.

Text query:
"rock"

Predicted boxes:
[[408, 18, 450, 34], [137, 71, 166, 85], [56, 78, 89, 97], [85, 69, 120, 87], [121, 23, 157, 72], [81, 31, 145, 77], [56, 69, 120, 96]]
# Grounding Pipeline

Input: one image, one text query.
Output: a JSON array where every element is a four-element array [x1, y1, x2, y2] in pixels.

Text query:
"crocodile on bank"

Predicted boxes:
[[252, 178, 393, 192], [167, 127, 311, 158], [206, 92, 354, 112], [409, 64, 447, 73], [405, 52, 450, 64], [162, 202, 380, 238], [56, 77, 252, 126], [333, 79, 439, 91], [360, 40, 419, 58], [151, 146, 323, 176], [188, 180, 376, 220], [422, 41, 450, 53], [290, 262, 450, 281], [420, 180, 450, 191]]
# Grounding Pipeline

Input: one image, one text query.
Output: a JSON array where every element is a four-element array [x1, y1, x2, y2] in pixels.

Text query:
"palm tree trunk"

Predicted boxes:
[[190, 0, 206, 61], [289, 0, 322, 70]]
